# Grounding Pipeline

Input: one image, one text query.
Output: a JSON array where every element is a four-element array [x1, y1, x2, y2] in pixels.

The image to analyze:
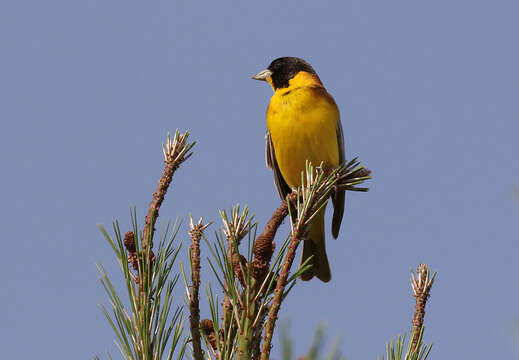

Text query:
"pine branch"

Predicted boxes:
[[98, 131, 194, 360], [143, 131, 195, 251], [259, 194, 303, 360], [99, 131, 372, 360], [379, 264, 436, 360], [260, 160, 372, 360], [189, 216, 212, 360], [409, 264, 436, 354]]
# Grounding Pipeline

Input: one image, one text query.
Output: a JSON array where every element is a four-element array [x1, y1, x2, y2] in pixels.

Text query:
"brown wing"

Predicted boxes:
[[266, 131, 292, 199], [331, 116, 346, 239]]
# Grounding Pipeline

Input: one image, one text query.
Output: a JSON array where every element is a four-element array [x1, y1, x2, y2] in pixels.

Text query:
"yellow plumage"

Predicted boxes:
[[266, 72, 340, 187], [254, 57, 345, 282]]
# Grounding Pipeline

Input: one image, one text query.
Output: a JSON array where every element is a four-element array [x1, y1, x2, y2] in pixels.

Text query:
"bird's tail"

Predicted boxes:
[[300, 208, 331, 282]]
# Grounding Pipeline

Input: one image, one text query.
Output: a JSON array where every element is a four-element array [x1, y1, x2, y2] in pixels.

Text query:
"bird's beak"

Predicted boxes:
[[252, 69, 273, 81]]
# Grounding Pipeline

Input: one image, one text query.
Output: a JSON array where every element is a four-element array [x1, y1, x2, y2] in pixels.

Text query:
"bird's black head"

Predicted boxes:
[[267, 57, 318, 90]]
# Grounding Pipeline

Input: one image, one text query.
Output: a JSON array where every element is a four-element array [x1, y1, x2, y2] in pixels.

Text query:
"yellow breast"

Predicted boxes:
[[266, 74, 340, 188]]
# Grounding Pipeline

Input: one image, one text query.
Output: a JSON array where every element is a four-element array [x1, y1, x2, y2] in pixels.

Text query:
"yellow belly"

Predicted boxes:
[[267, 88, 340, 188]]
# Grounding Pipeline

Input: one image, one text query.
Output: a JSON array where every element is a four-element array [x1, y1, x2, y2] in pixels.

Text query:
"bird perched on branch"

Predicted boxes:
[[253, 57, 345, 282]]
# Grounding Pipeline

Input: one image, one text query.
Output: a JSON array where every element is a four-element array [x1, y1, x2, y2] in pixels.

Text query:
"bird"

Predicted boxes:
[[253, 57, 345, 282]]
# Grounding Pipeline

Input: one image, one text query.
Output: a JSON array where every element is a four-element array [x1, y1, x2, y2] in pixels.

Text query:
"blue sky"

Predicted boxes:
[[1, 1, 518, 358]]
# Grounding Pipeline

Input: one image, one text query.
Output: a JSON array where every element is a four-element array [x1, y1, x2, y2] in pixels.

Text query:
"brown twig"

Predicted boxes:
[[410, 263, 436, 354], [260, 194, 305, 360], [133, 131, 194, 356], [189, 216, 211, 360], [142, 131, 194, 251], [219, 160, 370, 359], [233, 200, 293, 360], [257, 162, 371, 359]]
